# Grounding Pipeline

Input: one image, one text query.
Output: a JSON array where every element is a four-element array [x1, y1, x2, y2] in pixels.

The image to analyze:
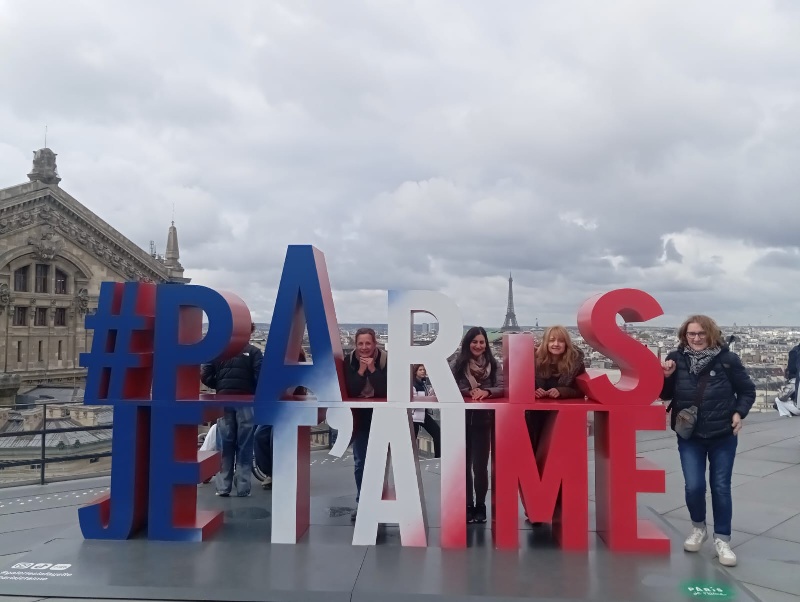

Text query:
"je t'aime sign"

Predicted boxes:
[[78, 245, 669, 553]]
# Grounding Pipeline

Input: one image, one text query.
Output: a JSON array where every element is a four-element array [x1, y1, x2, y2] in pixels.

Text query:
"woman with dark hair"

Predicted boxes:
[[411, 364, 441, 458], [660, 315, 755, 567], [450, 326, 503, 524]]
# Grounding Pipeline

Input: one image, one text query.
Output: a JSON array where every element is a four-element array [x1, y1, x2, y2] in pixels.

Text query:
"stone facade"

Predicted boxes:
[[0, 148, 189, 385]]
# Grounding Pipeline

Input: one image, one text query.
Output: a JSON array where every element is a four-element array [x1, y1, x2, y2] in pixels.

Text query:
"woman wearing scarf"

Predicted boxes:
[[660, 315, 755, 567], [450, 326, 503, 524]]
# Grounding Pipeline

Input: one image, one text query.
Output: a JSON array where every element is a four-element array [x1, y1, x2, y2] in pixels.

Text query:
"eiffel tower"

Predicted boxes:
[[500, 273, 521, 332]]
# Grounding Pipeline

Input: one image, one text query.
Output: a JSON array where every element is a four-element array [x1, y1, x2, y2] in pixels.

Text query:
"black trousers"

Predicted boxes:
[[413, 411, 441, 458], [525, 409, 555, 455], [466, 410, 492, 507]]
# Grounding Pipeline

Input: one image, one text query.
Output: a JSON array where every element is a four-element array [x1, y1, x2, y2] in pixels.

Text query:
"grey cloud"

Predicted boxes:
[[2, 1, 800, 325], [663, 239, 683, 263], [751, 249, 800, 271]]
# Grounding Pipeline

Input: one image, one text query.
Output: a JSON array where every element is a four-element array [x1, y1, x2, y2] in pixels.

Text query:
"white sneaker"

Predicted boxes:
[[683, 527, 708, 552], [714, 538, 737, 567]]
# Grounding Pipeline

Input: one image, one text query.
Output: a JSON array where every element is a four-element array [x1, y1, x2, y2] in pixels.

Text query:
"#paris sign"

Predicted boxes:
[[78, 245, 669, 554]]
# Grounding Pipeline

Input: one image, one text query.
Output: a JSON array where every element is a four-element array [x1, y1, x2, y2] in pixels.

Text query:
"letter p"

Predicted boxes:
[[152, 285, 252, 401]]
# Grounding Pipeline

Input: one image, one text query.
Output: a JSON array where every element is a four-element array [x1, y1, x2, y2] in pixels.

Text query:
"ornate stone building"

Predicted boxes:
[[0, 148, 189, 389]]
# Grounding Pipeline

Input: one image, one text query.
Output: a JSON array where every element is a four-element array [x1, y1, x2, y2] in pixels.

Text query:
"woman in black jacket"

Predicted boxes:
[[660, 315, 755, 568], [450, 326, 503, 524]]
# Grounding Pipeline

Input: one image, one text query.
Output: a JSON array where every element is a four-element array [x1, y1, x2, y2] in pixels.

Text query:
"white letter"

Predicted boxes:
[[269, 407, 318, 544], [352, 408, 427, 546], [387, 290, 464, 404]]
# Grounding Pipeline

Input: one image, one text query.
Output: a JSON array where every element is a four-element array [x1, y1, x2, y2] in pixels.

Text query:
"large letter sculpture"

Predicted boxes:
[[79, 246, 669, 555], [79, 281, 251, 541], [254, 245, 346, 544], [353, 291, 465, 546], [577, 288, 669, 553], [78, 282, 155, 539]]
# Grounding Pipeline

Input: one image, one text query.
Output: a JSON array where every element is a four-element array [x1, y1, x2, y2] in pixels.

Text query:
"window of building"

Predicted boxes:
[[55, 307, 67, 326], [35, 307, 48, 326], [12, 306, 27, 326], [58, 340, 63, 360], [13, 266, 29, 292], [35, 264, 49, 293], [16, 341, 22, 363], [38, 340, 43, 362], [55, 269, 68, 294]]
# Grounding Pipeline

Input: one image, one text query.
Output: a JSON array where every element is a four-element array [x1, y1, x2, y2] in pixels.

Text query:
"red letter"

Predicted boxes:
[[576, 288, 663, 406], [502, 333, 536, 404], [594, 406, 669, 553], [492, 406, 589, 550]]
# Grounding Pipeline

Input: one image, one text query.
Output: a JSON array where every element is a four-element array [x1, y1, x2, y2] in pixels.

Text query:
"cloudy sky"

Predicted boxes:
[[2, 0, 799, 328]]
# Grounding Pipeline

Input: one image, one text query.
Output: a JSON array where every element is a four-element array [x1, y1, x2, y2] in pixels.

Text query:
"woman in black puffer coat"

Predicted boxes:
[[660, 315, 755, 568]]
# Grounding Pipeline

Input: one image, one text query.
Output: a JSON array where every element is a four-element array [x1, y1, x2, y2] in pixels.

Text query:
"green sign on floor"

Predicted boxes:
[[681, 581, 736, 599]]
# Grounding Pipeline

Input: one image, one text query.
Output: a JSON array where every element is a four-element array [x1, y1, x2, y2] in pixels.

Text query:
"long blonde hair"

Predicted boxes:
[[536, 325, 581, 378]]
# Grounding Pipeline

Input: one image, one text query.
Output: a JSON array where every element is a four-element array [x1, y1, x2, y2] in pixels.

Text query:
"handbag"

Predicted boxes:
[[674, 369, 713, 440]]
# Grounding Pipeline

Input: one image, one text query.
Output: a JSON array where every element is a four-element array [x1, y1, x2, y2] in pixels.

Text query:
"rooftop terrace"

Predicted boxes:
[[0, 412, 798, 602]]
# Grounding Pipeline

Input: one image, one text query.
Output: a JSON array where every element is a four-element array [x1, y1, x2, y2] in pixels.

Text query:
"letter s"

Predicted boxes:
[[576, 289, 663, 406]]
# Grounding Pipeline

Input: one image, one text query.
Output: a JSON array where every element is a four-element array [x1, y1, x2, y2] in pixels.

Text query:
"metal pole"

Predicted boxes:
[[3, 303, 9, 373], [40, 403, 46, 485]]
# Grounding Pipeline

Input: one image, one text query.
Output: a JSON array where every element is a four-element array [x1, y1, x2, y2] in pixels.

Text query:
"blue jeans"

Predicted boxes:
[[677, 434, 738, 541], [351, 423, 371, 503], [216, 407, 254, 496]]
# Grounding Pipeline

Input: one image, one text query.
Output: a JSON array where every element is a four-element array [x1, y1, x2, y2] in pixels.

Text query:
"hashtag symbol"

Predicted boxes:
[[80, 282, 156, 405]]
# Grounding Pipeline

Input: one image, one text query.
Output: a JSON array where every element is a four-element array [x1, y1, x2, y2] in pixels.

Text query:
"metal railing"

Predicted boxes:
[[1, 404, 443, 489], [0, 402, 112, 487]]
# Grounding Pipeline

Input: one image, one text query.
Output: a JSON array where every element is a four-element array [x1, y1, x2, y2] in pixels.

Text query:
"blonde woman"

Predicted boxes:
[[525, 326, 585, 524], [534, 325, 585, 399]]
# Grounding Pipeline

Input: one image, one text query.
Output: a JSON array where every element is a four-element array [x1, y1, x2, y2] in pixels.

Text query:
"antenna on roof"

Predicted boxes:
[[44, 124, 48, 147], [172, 203, 175, 225]]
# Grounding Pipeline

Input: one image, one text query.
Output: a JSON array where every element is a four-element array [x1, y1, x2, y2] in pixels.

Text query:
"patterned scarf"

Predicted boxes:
[[465, 355, 491, 390], [683, 346, 722, 375]]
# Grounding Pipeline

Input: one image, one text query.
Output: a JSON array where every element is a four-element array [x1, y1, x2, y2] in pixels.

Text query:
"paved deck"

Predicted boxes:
[[0, 412, 798, 601]]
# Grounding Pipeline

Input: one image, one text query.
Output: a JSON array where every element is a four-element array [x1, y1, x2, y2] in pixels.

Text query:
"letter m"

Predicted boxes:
[[492, 406, 589, 550]]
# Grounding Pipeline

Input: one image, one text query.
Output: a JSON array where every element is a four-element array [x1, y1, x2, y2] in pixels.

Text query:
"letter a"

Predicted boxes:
[[255, 245, 345, 544], [255, 245, 344, 408], [352, 408, 428, 546]]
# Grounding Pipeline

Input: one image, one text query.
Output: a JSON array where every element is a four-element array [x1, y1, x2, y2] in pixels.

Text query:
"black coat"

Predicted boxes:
[[787, 344, 800, 401], [787, 344, 800, 381], [344, 349, 388, 432], [660, 346, 755, 439], [201, 344, 263, 394]]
